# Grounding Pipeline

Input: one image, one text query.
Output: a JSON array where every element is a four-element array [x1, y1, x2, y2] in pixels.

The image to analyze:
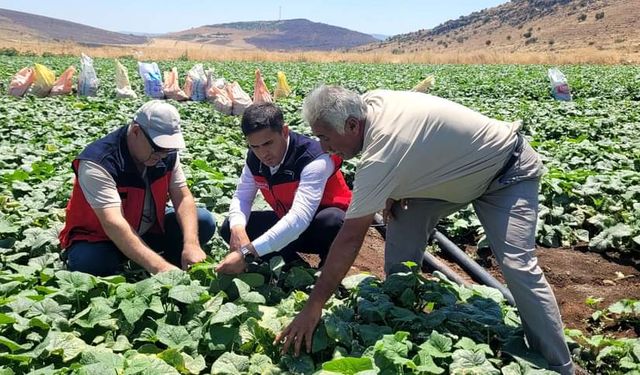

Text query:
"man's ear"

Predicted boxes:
[[345, 117, 359, 134], [282, 124, 289, 137]]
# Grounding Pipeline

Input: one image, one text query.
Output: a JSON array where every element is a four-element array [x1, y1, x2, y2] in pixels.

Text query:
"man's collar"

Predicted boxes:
[[269, 135, 291, 174]]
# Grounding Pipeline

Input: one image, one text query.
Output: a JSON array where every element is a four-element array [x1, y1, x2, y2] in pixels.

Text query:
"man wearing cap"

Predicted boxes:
[[58, 100, 216, 276]]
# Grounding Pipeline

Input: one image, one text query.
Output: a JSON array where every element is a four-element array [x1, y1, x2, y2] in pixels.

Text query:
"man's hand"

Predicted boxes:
[[229, 226, 251, 252], [153, 262, 180, 274], [383, 198, 396, 224], [274, 304, 322, 356], [181, 243, 207, 270], [215, 250, 247, 274]]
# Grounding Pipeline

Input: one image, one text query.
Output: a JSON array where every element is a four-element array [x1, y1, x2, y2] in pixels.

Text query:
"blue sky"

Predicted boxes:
[[0, 0, 507, 36]]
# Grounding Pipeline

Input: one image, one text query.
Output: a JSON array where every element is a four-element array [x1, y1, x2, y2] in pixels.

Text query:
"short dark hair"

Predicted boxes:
[[241, 103, 284, 136]]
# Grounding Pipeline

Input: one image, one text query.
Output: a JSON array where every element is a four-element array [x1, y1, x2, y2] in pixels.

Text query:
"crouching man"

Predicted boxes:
[[216, 103, 352, 274], [59, 100, 216, 276]]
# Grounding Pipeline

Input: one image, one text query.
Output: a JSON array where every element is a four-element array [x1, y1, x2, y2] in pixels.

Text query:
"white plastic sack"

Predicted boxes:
[[115, 59, 137, 99], [227, 81, 252, 116], [183, 64, 207, 102], [78, 53, 99, 97], [547, 68, 572, 101], [411, 75, 435, 93], [138, 62, 164, 99]]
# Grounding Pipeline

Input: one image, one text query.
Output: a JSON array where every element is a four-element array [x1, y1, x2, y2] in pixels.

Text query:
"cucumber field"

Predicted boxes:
[[0, 56, 639, 374]]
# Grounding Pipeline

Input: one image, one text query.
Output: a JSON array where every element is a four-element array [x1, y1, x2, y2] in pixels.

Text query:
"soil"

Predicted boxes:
[[308, 228, 640, 338]]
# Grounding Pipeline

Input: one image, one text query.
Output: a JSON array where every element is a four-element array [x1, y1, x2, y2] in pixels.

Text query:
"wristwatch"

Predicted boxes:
[[238, 244, 255, 261]]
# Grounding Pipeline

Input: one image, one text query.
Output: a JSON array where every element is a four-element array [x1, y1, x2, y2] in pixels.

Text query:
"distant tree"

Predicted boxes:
[[577, 13, 587, 22], [548, 39, 555, 45], [523, 31, 533, 38], [485, 40, 492, 46], [506, 35, 512, 41], [525, 37, 538, 45], [0, 47, 19, 56], [595, 11, 605, 20]]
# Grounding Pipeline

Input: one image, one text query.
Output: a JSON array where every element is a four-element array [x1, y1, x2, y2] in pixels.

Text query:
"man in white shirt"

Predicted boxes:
[[59, 101, 216, 276], [215, 103, 352, 274], [275, 86, 575, 375]]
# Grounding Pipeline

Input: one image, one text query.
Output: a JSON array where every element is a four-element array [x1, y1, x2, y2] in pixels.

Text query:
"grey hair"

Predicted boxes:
[[302, 85, 367, 134]]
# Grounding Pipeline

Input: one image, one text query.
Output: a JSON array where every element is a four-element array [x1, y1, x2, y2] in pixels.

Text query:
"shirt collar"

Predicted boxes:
[[269, 135, 290, 174]]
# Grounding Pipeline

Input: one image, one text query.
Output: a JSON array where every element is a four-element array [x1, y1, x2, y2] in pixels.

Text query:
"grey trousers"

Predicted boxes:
[[385, 177, 574, 374]]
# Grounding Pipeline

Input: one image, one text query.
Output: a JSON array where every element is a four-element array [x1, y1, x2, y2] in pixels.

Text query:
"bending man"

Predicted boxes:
[[276, 86, 574, 374]]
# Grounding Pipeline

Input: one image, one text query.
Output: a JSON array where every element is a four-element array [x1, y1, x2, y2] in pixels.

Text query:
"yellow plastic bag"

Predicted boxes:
[[253, 69, 272, 104], [411, 75, 435, 93], [32, 63, 55, 97], [274, 71, 291, 100], [50, 65, 76, 96], [8, 67, 35, 97]]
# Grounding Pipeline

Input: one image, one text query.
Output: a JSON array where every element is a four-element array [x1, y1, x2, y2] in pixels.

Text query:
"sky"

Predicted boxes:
[[0, 0, 508, 36]]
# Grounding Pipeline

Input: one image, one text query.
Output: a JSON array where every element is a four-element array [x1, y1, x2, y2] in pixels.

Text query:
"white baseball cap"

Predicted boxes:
[[133, 100, 186, 149]]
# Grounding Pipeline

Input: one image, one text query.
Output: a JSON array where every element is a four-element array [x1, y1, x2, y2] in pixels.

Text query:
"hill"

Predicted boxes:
[[360, 0, 640, 57], [0, 8, 147, 45], [165, 19, 378, 51]]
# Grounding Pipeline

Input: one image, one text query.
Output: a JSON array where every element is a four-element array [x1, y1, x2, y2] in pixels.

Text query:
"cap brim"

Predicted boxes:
[[150, 132, 186, 149]]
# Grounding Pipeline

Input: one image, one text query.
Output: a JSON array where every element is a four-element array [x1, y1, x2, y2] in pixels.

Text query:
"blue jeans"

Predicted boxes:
[[65, 207, 216, 276]]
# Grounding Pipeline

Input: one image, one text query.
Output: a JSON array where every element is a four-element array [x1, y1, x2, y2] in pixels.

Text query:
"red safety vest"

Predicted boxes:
[[58, 126, 175, 249], [246, 131, 352, 218]]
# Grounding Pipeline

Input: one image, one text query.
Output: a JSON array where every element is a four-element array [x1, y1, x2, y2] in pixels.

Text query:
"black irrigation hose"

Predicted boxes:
[[431, 230, 515, 306], [370, 213, 515, 306]]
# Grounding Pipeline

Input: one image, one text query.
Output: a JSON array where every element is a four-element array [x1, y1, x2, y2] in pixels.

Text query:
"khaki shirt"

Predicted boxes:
[[346, 90, 523, 219]]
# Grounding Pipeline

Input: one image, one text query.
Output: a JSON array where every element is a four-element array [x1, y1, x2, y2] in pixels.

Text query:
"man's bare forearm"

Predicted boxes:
[[102, 217, 173, 273], [173, 190, 199, 246], [305, 222, 368, 310]]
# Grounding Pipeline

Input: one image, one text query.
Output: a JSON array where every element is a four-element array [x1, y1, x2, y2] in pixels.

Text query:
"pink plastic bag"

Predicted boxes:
[[226, 81, 252, 116], [253, 69, 272, 104], [50, 65, 76, 96], [163, 68, 189, 101], [8, 67, 35, 97], [209, 85, 232, 115]]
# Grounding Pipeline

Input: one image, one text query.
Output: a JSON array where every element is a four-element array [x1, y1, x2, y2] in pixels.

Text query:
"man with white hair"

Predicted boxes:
[[59, 100, 216, 276], [276, 85, 574, 374]]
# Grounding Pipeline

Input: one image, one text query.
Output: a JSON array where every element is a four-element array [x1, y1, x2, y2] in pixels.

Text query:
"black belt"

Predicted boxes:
[[495, 133, 524, 183]]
